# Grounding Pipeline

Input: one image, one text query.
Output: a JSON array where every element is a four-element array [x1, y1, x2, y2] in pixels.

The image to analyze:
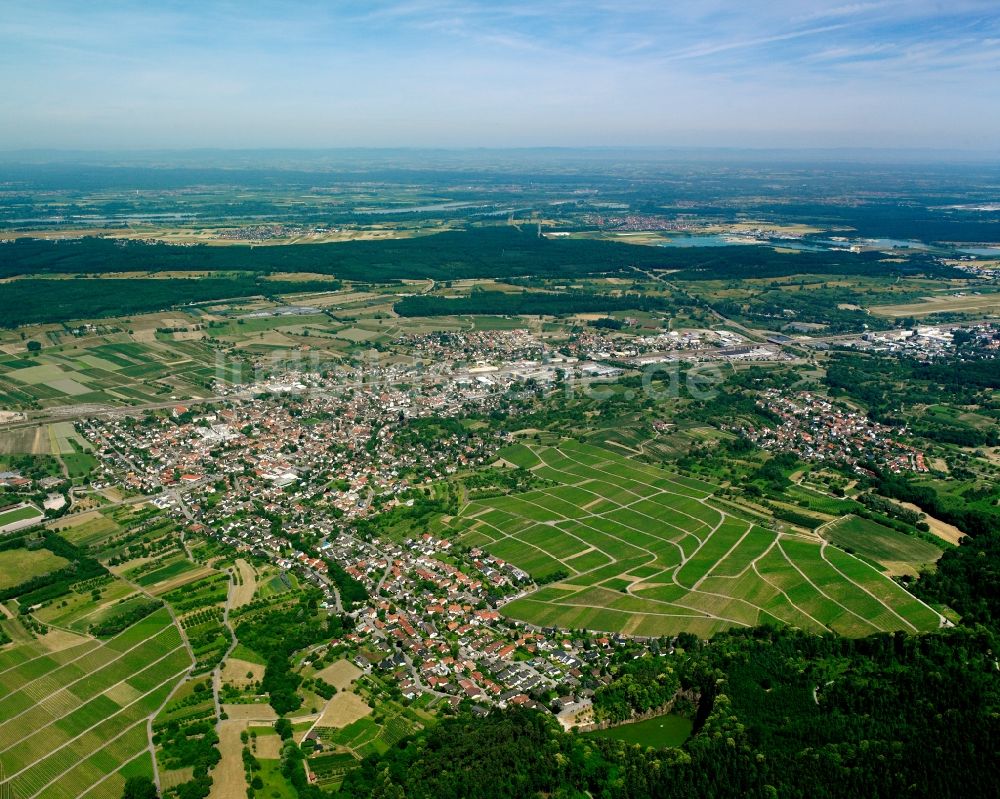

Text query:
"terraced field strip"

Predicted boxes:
[[0, 636, 189, 764], [76, 750, 153, 799], [0, 612, 180, 735], [0, 638, 100, 692], [0, 608, 191, 799], [308, 751, 358, 787], [465, 441, 943, 638]]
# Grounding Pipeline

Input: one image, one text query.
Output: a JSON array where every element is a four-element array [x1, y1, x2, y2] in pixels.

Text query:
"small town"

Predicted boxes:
[[68, 353, 639, 730], [738, 389, 929, 474]]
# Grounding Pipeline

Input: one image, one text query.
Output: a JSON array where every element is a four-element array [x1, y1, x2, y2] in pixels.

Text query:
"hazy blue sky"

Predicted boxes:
[[2, 1, 999, 150]]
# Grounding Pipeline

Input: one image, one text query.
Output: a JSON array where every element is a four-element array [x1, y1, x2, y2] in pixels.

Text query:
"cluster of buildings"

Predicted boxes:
[[80, 359, 528, 500], [65, 321, 717, 716], [0, 471, 33, 490], [0, 471, 66, 523], [566, 327, 787, 365], [736, 390, 928, 474], [74, 352, 653, 716], [568, 328, 744, 361], [582, 214, 691, 232], [215, 224, 305, 241], [239, 305, 323, 320], [313, 532, 623, 712], [951, 260, 1000, 279], [394, 329, 544, 363], [390, 328, 632, 387], [390, 326, 787, 390], [853, 322, 1000, 359]]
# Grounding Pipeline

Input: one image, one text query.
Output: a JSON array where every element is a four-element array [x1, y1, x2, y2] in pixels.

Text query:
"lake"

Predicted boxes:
[[583, 713, 693, 748], [657, 234, 748, 247], [958, 246, 1000, 256], [857, 238, 929, 250], [658, 234, 828, 252]]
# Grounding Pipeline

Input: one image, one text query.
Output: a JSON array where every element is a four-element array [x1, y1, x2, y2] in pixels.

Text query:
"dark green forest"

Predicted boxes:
[[1, 229, 964, 327], [0, 276, 338, 327], [1, 229, 947, 282], [394, 290, 671, 317], [0, 228, 670, 280], [669, 250, 955, 281], [824, 351, 1000, 424]]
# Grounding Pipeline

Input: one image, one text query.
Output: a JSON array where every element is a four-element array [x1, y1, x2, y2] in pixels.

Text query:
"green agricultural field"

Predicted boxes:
[[822, 515, 943, 574], [0, 332, 244, 412], [0, 547, 69, 590], [77, 751, 155, 799], [453, 441, 943, 638], [0, 608, 190, 799], [255, 759, 298, 799], [134, 557, 199, 588], [33, 577, 137, 631], [53, 512, 120, 547], [0, 504, 44, 530], [308, 751, 358, 788], [62, 451, 98, 479]]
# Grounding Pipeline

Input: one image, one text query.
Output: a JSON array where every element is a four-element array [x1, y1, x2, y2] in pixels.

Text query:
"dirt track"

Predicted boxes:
[[208, 720, 248, 799], [229, 559, 257, 608], [221, 702, 278, 722], [900, 502, 965, 545]]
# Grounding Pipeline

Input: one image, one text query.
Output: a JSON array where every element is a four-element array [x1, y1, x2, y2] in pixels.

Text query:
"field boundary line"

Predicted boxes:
[[570, 440, 721, 493], [547, 523, 616, 564], [0, 641, 189, 755], [508, 527, 599, 573], [750, 540, 833, 633], [819, 541, 935, 632], [565, 518, 663, 573], [558, 445, 719, 510], [776, 539, 879, 634], [662, 591, 754, 628], [21, 719, 148, 799], [2, 666, 189, 789], [668, 515, 732, 589], [692, 522, 753, 590], [479, 482, 696, 587], [0, 622, 179, 729], [475, 519, 582, 573], [150, 651, 196, 793], [0, 601, 176, 681], [529, 600, 712, 621], [59, 589, 147, 626], [545, 446, 718, 533], [507, 491, 696, 545], [77, 749, 151, 799], [529, 453, 650, 504], [503, 488, 694, 565], [0, 638, 98, 681]]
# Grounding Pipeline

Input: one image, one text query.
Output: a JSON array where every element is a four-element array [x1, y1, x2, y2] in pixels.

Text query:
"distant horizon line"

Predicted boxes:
[[2, 144, 999, 153], [1, 145, 997, 167]]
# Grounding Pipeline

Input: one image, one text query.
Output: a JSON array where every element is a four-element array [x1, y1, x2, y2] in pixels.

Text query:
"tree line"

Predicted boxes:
[[394, 290, 671, 318]]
